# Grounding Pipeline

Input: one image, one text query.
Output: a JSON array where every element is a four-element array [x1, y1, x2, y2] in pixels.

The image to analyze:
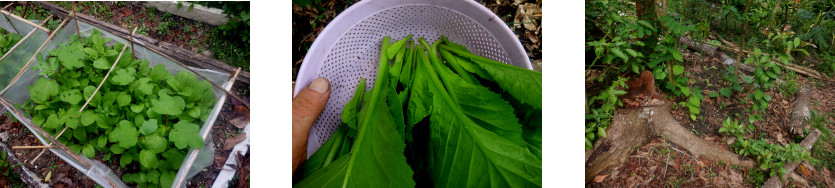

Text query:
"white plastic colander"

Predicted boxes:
[[293, 0, 533, 157]]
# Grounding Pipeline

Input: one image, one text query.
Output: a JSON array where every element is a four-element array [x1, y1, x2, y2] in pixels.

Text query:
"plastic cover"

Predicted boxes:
[[1, 18, 233, 188], [0, 14, 49, 94]]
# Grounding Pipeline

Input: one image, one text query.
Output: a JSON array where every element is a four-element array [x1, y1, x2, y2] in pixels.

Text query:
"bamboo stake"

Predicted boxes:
[[2, 3, 13, 10], [79, 44, 129, 112], [130, 26, 136, 58], [0, 14, 52, 63], [12, 145, 58, 149], [73, 2, 80, 38], [0, 16, 69, 96], [0, 9, 50, 33]]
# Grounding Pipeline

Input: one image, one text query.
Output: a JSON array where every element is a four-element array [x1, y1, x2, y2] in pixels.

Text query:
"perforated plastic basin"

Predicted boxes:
[[293, 0, 532, 157]]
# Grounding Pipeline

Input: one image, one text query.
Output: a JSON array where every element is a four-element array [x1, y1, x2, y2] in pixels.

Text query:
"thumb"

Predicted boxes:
[[292, 77, 330, 173]]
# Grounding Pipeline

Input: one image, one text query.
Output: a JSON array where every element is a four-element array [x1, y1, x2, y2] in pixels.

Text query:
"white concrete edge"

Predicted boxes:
[[211, 123, 250, 188], [145, 1, 229, 26]]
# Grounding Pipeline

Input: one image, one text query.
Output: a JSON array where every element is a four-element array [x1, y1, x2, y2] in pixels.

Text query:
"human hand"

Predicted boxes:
[[292, 78, 330, 174]]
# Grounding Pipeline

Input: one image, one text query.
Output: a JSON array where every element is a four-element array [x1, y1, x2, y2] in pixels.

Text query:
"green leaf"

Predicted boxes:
[[162, 149, 185, 170], [159, 171, 175, 188], [82, 144, 95, 158], [135, 77, 154, 95], [93, 57, 111, 69], [441, 45, 542, 108], [187, 107, 201, 118], [111, 68, 136, 85], [131, 104, 144, 113], [60, 89, 83, 105], [671, 49, 683, 62], [422, 40, 540, 186], [138, 149, 158, 169], [610, 48, 629, 62], [117, 92, 131, 106], [341, 78, 366, 131], [151, 92, 185, 116], [29, 78, 59, 104], [169, 121, 203, 149], [110, 120, 138, 148], [120, 153, 134, 167], [140, 119, 158, 135], [149, 64, 170, 81], [57, 43, 85, 69], [143, 135, 167, 153], [386, 34, 412, 59], [80, 111, 98, 126], [673, 65, 685, 75], [720, 88, 732, 98]]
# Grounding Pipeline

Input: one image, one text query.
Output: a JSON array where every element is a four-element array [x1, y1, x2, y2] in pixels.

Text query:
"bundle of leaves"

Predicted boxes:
[[25, 29, 215, 187], [0, 28, 23, 87], [293, 35, 542, 187]]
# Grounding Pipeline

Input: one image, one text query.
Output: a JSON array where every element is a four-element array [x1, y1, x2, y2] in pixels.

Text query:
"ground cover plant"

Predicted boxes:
[[293, 35, 542, 187], [24, 29, 215, 187]]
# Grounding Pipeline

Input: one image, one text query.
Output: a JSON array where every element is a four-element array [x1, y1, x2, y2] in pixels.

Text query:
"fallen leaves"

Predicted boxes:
[[223, 133, 247, 151]]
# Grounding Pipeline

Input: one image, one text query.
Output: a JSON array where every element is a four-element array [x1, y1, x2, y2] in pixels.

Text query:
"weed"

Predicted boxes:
[[810, 109, 835, 170], [777, 70, 800, 98]]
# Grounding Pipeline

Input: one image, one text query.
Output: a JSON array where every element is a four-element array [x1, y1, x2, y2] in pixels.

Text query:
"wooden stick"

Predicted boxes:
[[12, 145, 58, 149], [79, 44, 128, 112], [0, 14, 52, 63], [145, 46, 250, 108], [2, 3, 13, 10], [0, 9, 49, 33], [130, 26, 136, 58], [0, 16, 69, 96], [73, 2, 80, 38]]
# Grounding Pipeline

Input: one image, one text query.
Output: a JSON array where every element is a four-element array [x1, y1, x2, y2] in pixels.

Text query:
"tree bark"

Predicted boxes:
[[585, 102, 754, 183]]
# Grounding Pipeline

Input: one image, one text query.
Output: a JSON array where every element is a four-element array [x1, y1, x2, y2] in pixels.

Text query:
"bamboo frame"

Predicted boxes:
[[0, 9, 50, 33], [0, 16, 69, 96], [0, 14, 53, 64]]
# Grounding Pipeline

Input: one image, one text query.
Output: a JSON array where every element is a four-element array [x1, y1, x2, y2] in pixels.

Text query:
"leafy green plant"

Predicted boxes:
[[26, 29, 214, 187], [293, 36, 542, 187], [720, 117, 815, 186], [585, 77, 626, 149], [718, 117, 753, 136]]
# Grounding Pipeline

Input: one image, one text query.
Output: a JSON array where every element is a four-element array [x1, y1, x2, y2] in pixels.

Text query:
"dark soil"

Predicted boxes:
[[0, 114, 96, 188]]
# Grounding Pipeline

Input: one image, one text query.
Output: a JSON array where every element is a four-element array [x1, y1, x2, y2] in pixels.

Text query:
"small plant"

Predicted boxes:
[[585, 77, 627, 149], [718, 117, 752, 136]]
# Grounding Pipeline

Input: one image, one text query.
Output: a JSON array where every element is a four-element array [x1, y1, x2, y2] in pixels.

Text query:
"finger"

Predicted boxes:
[[292, 77, 330, 173]]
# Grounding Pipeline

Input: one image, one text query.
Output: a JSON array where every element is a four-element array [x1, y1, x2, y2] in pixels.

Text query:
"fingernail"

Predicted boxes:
[[309, 78, 329, 94]]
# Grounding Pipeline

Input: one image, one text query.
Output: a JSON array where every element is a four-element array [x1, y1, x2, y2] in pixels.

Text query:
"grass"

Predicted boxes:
[[778, 70, 801, 99], [810, 109, 835, 171], [208, 29, 250, 71]]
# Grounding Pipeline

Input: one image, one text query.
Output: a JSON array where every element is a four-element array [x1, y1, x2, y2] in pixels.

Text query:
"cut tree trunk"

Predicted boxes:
[[585, 95, 754, 183], [788, 86, 811, 136]]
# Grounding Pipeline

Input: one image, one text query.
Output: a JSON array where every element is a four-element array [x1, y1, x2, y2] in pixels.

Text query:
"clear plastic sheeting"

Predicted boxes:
[[1, 18, 233, 188], [0, 14, 48, 93]]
